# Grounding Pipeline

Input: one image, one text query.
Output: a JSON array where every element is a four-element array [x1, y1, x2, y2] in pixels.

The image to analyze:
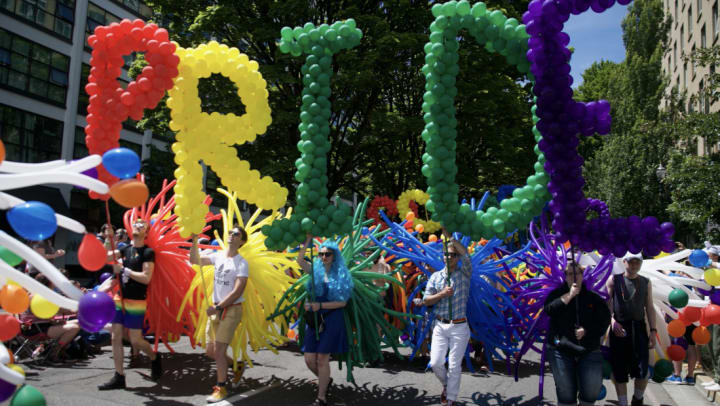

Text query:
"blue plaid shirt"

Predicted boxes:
[[424, 254, 472, 320]]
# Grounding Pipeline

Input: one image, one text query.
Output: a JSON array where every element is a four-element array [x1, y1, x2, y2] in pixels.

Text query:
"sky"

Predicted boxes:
[[564, 5, 630, 87]]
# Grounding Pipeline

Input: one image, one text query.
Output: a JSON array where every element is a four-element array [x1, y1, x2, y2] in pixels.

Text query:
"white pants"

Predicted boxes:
[[429, 321, 471, 401]]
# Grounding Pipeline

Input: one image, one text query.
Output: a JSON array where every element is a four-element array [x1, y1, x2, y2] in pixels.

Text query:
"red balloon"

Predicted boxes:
[[78, 233, 107, 271], [0, 314, 20, 341], [700, 304, 720, 326], [679, 306, 702, 324], [667, 344, 686, 361]]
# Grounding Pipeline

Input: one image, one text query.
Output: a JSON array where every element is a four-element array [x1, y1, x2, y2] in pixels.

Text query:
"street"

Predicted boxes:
[[10, 337, 715, 405]]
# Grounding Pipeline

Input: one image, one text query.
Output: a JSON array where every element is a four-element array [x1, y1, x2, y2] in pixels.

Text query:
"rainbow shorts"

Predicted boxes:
[[112, 297, 147, 330]]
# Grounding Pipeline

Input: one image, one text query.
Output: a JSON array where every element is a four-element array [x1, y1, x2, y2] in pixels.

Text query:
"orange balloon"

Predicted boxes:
[[415, 224, 425, 233], [0, 139, 5, 164], [110, 179, 149, 208], [666, 344, 686, 361], [701, 304, 720, 326], [428, 234, 438, 242], [405, 211, 415, 221], [667, 319, 686, 338], [693, 326, 711, 345], [0, 314, 19, 341], [0, 285, 7, 304], [287, 329, 297, 340], [1, 284, 29, 314]]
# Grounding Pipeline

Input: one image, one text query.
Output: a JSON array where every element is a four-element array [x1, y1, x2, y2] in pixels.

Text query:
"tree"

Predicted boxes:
[[139, 0, 533, 204]]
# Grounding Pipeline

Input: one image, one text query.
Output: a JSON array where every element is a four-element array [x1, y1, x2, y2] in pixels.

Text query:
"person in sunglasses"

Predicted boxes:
[[190, 225, 249, 403], [298, 234, 353, 406], [98, 219, 162, 390], [544, 260, 610, 406], [414, 228, 471, 406]]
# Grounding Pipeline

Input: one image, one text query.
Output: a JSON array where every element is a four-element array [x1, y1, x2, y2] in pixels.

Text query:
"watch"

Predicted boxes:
[[214, 305, 222, 312]]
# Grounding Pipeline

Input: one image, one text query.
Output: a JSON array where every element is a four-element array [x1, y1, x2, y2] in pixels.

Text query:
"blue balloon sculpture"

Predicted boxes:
[[689, 249, 710, 268]]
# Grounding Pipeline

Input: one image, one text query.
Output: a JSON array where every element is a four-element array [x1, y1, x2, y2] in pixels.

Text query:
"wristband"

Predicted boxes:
[[650, 328, 657, 332]]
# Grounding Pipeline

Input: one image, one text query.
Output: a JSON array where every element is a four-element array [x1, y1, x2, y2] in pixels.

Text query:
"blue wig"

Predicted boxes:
[[305, 241, 354, 302]]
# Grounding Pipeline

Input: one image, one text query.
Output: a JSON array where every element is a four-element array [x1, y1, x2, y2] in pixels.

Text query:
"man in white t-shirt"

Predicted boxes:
[[190, 225, 249, 403]]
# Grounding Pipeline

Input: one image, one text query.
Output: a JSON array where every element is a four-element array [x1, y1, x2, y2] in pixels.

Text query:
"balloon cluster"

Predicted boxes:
[[84, 19, 179, 198], [263, 20, 362, 250], [523, 0, 675, 255], [366, 195, 398, 227], [396, 189, 441, 233], [103, 148, 148, 208], [420, 1, 550, 240], [167, 41, 286, 237]]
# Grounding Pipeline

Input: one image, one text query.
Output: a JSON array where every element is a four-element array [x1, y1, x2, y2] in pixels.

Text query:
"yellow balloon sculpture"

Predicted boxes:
[[178, 188, 299, 370], [397, 189, 442, 233], [167, 41, 288, 237]]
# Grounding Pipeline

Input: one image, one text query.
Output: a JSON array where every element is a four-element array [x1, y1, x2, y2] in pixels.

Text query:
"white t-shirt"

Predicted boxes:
[[210, 253, 249, 305]]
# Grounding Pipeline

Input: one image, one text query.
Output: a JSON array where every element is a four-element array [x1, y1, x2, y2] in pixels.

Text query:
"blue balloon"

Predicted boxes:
[[102, 147, 141, 179], [211, 239, 220, 246], [7, 201, 57, 241], [689, 249, 710, 268], [597, 384, 607, 401]]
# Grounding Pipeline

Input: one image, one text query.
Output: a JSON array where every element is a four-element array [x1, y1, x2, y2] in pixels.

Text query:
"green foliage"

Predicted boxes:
[[139, 0, 533, 203]]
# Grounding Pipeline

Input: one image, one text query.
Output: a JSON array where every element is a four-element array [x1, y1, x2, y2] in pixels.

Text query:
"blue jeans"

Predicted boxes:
[[547, 347, 603, 405]]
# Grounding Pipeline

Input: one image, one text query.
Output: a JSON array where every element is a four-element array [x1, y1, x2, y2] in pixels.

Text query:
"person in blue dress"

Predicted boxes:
[[297, 234, 353, 406]]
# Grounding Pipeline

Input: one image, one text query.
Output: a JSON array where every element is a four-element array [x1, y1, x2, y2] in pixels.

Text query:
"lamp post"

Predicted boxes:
[[656, 163, 667, 180]]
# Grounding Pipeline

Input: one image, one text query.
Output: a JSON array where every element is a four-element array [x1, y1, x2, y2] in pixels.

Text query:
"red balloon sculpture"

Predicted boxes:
[[84, 19, 179, 199]]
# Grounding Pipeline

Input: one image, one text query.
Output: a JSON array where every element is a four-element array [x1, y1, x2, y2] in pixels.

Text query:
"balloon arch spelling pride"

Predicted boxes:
[[83, 0, 674, 254]]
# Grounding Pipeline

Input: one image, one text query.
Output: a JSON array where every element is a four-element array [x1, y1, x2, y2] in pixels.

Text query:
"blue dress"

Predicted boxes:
[[302, 280, 349, 354]]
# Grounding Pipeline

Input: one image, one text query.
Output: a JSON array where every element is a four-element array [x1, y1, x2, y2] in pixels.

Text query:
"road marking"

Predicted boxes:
[[211, 381, 282, 406]]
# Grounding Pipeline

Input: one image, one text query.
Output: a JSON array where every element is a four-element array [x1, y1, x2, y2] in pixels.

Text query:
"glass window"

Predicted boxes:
[[0, 104, 63, 163], [698, 0, 702, 17], [77, 63, 89, 114], [0, 28, 71, 104], [689, 6, 693, 37], [86, 4, 121, 45], [5, 0, 75, 40], [702, 25, 707, 48], [715, 2, 719, 37], [73, 126, 89, 159]]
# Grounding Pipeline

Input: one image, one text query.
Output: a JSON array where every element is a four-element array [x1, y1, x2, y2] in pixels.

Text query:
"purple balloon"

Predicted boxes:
[[78, 291, 116, 332], [698, 287, 713, 296], [82, 166, 99, 179], [99, 272, 112, 283], [672, 337, 689, 350], [711, 290, 720, 305], [0, 379, 15, 402]]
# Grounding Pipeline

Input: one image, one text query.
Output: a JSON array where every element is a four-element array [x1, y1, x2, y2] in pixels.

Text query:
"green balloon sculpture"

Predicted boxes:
[[10, 385, 46, 406], [420, 1, 550, 239], [263, 20, 362, 250]]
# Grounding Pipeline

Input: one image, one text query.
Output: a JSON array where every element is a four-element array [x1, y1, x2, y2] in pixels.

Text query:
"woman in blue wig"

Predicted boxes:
[[298, 234, 353, 406]]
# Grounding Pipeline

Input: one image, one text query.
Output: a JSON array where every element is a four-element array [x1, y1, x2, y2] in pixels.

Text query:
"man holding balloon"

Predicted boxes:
[[98, 219, 162, 390]]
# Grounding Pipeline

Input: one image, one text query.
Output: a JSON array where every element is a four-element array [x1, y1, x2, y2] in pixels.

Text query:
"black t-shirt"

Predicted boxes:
[[119, 245, 154, 300], [544, 285, 611, 355]]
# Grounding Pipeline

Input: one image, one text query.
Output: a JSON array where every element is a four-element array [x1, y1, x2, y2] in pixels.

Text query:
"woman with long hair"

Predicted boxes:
[[297, 235, 353, 406]]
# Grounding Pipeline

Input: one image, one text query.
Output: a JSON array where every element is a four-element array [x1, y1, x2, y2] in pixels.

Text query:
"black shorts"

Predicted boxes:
[[609, 320, 649, 383], [684, 324, 697, 346]]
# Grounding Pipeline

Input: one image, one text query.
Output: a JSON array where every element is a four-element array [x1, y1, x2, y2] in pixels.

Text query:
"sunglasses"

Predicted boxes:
[[318, 252, 333, 258], [230, 230, 242, 237], [133, 222, 147, 229], [446, 253, 460, 258]]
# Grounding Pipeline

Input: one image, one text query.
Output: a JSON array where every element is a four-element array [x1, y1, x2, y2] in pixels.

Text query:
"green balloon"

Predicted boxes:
[[0, 246, 23, 267], [668, 288, 689, 308], [10, 385, 46, 406], [653, 359, 673, 378]]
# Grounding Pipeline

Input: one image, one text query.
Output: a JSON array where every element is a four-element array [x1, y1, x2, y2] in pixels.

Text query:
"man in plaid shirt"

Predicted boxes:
[[418, 228, 472, 406]]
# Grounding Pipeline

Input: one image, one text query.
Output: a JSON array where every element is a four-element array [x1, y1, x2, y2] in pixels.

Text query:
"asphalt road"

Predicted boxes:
[[10, 337, 714, 406]]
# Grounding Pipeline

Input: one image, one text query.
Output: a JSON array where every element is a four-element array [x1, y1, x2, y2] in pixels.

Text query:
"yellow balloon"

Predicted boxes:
[[8, 364, 24, 377], [30, 294, 59, 319], [705, 268, 720, 286], [397, 189, 442, 233]]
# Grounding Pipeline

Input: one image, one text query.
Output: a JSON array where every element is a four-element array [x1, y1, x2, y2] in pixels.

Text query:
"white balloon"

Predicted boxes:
[[0, 363, 24, 386], [0, 261, 78, 311], [0, 172, 108, 194], [0, 155, 101, 174], [0, 232, 83, 301], [0, 192, 86, 234]]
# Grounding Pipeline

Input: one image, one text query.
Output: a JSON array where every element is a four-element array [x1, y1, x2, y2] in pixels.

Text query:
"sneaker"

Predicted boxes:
[[206, 385, 228, 403], [441, 386, 447, 405], [98, 373, 126, 390], [310, 399, 327, 406], [685, 376, 696, 385], [630, 396, 644, 406], [231, 361, 245, 385], [667, 374, 683, 384], [151, 352, 162, 381]]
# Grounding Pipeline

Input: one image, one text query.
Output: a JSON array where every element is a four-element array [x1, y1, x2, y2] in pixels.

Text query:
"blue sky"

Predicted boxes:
[[565, 5, 630, 87]]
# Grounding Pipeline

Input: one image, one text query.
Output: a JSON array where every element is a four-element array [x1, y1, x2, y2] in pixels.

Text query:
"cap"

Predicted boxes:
[[623, 252, 643, 262]]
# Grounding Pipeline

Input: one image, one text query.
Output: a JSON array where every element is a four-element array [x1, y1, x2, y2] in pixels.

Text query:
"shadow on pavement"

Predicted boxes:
[[471, 392, 555, 406]]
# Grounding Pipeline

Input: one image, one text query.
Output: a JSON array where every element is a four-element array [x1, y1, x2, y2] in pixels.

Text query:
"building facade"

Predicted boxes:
[[662, 0, 720, 154], [0, 0, 173, 268]]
